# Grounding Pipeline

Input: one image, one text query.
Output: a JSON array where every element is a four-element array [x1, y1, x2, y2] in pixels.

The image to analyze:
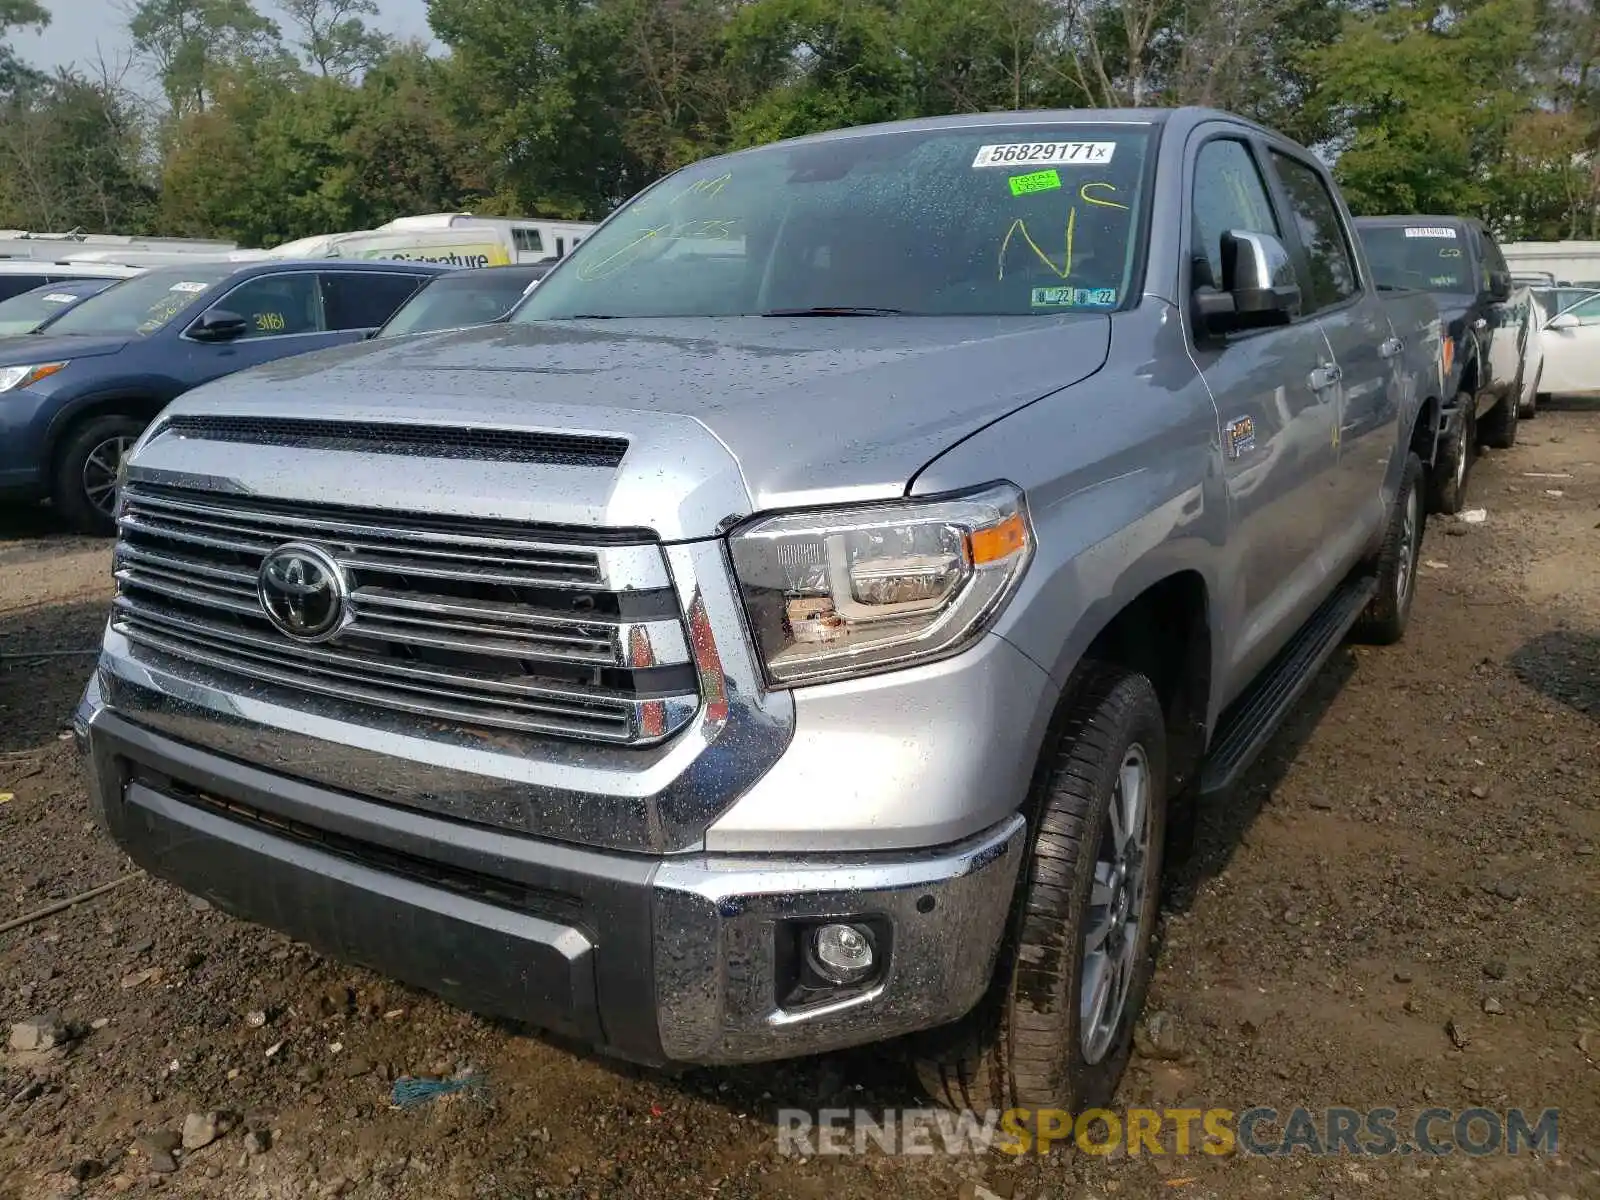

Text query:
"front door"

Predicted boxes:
[[1187, 132, 1341, 693], [181, 271, 340, 383]]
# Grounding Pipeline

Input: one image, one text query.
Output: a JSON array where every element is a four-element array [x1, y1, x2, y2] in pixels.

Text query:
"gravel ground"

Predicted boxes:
[[1, 402, 1596, 1200]]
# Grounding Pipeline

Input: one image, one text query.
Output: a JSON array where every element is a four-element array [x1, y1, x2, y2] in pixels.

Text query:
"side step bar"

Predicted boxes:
[[1198, 574, 1378, 798]]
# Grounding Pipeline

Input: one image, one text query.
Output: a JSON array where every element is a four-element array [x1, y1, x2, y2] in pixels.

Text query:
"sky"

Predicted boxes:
[[12, 0, 434, 79]]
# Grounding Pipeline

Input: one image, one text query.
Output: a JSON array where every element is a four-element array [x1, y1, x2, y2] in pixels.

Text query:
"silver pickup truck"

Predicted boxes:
[[76, 108, 1442, 1113]]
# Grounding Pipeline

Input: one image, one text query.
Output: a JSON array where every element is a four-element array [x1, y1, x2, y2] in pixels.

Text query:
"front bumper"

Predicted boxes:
[[79, 689, 1027, 1066]]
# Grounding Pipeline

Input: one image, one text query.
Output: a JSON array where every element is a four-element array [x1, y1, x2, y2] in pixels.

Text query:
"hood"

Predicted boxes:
[[0, 334, 130, 365], [164, 315, 1111, 516]]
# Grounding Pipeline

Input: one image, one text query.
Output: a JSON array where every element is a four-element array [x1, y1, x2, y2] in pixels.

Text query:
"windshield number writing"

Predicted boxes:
[[254, 311, 286, 333], [1404, 227, 1457, 239], [973, 142, 1115, 169]]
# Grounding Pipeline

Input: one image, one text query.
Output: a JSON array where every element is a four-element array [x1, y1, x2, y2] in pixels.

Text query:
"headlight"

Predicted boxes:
[[728, 482, 1032, 687], [0, 362, 67, 392]]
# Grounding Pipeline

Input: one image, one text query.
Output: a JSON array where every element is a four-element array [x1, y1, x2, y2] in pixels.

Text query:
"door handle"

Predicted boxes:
[[1309, 364, 1342, 390], [1379, 336, 1404, 358]]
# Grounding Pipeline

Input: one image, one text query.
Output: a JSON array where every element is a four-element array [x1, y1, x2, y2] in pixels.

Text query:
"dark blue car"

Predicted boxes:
[[0, 277, 122, 337], [0, 258, 447, 533]]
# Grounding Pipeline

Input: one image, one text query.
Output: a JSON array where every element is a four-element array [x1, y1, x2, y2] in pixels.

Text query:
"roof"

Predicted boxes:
[[1353, 215, 1478, 229], [423, 263, 550, 285], [225, 257, 455, 276], [677, 106, 1298, 172]]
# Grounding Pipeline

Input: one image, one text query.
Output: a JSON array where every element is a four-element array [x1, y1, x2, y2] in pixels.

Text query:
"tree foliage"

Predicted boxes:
[[0, 0, 1594, 244]]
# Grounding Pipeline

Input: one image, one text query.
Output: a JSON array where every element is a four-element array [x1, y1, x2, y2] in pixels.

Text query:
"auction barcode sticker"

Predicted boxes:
[[972, 142, 1115, 168], [1404, 226, 1457, 239]]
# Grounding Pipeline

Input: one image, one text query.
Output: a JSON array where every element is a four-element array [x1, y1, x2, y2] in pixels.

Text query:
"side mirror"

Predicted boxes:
[[1193, 230, 1302, 334], [188, 309, 248, 342], [1487, 270, 1513, 302], [1546, 312, 1579, 332]]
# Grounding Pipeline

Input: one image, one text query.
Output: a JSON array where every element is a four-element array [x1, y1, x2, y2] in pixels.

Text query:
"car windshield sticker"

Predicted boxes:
[[1009, 169, 1063, 197], [1404, 227, 1457, 239], [1032, 286, 1117, 308], [169, 281, 209, 292], [41, 293, 76, 303], [973, 142, 1115, 168]]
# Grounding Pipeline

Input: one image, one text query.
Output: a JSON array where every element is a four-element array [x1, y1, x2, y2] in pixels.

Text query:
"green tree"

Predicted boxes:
[[127, 0, 288, 114], [281, 0, 392, 80], [1308, 0, 1541, 219], [427, 0, 636, 216], [0, 0, 50, 97], [0, 71, 156, 230], [159, 50, 478, 243]]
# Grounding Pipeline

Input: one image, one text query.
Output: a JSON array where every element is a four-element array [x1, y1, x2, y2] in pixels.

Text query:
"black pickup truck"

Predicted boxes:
[[1355, 215, 1528, 513]]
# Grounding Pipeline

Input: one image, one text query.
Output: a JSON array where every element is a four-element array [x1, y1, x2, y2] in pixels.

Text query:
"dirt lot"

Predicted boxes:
[[1, 403, 1597, 1200]]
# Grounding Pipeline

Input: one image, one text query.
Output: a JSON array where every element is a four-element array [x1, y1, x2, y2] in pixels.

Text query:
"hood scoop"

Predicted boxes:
[[154, 414, 630, 469]]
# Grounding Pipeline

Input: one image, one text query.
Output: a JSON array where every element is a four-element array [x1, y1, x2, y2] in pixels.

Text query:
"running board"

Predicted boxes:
[[1198, 575, 1377, 798]]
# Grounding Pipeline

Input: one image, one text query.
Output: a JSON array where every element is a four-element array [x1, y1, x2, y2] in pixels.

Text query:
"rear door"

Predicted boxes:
[[1265, 148, 1398, 567], [1185, 129, 1342, 689], [1540, 292, 1600, 394], [320, 270, 429, 336]]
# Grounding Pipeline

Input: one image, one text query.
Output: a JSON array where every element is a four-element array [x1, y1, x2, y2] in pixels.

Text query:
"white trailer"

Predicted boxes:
[[1502, 241, 1600, 285]]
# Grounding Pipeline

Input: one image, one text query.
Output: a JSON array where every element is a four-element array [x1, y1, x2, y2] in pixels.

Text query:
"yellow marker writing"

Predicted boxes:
[[1079, 181, 1129, 210], [999, 207, 1075, 281]]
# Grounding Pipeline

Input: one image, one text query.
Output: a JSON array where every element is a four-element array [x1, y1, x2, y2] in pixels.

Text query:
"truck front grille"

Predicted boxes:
[[111, 483, 700, 745]]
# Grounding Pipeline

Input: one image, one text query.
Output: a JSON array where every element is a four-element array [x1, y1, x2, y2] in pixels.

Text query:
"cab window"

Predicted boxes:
[[211, 274, 322, 338], [1191, 139, 1280, 292], [1269, 151, 1360, 312], [320, 271, 425, 330]]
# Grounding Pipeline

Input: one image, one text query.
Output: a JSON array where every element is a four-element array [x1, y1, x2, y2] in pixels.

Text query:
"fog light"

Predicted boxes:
[[807, 923, 876, 985]]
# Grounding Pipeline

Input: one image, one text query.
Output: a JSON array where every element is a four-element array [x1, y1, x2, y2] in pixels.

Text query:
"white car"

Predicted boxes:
[[1536, 290, 1600, 401]]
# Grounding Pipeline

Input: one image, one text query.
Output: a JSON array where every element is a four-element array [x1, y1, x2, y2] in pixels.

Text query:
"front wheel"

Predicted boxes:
[[911, 665, 1168, 1113], [51, 414, 144, 536]]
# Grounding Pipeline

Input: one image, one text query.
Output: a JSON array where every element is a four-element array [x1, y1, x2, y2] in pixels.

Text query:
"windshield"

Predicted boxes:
[[1358, 225, 1471, 293], [45, 265, 235, 337], [0, 281, 113, 335], [516, 124, 1152, 320], [377, 270, 541, 338]]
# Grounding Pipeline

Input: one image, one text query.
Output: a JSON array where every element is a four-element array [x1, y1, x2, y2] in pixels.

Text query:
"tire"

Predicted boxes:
[[51, 414, 144, 537], [1425, 392, 1473, 515], [911, 665, 1168, 1113], [1477, 388, 1518, 450], [1354, 451, 1425, 646]]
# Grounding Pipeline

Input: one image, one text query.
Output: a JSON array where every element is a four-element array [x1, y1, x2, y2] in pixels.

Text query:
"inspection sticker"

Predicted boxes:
[[169, 281, 209, 292], [1032, 286, 1117, 308], [973, 142, 1115, 168], [1404, 226, 1457, 239], [41, 293, 77, 304], [1009, 169, 1063, 196]]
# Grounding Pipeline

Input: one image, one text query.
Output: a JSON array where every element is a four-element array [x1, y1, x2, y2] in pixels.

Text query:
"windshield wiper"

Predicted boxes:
[[761, 306, 906, 317]]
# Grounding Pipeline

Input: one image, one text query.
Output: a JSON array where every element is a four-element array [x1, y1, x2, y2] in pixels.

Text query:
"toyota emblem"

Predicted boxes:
[[258, 542, 348, 642]]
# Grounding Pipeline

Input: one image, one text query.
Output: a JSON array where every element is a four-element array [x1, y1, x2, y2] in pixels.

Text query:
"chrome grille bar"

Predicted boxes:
[[112, 482, 699, 745]]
